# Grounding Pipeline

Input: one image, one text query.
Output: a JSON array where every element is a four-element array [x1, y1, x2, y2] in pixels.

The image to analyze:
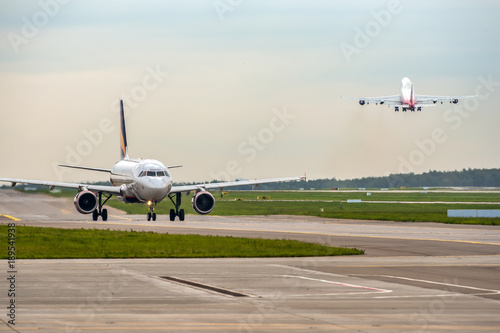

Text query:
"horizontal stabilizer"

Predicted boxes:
[[59, 164, 111, 173]]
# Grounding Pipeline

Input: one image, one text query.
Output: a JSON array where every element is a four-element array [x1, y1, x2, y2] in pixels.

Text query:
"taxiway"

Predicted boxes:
[[1, 190, 499, 332]]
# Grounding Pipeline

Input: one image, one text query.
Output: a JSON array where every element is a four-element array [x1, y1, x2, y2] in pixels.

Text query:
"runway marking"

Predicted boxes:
[[83, 220, 500, 246], [351, 274, 500, 298], [374, 292, 498, 299], [159, 276, 250, 297], [281, 275, 392, 293], [0, 214, 20, 221], [110, 214, 132, 221]]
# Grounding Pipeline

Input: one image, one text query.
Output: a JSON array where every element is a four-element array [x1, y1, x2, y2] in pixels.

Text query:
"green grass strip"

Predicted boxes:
[[0, 225, 363, 259], [15, 188, 500, 225]]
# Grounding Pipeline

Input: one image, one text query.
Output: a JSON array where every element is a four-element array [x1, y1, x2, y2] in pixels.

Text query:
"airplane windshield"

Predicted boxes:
[[139, 170, 170, 177]]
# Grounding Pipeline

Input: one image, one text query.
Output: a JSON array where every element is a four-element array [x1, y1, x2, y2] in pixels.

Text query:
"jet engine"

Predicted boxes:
[[192, 191, 215, 215], [74, 190, 97, 214], [359, 100, 366, 105], [452, 99, 458, 104]]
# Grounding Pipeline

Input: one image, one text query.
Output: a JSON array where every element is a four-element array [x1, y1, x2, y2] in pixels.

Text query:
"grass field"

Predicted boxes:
[[102, 190, 500, 225], [13, 187, 500, 225], [0, 225, 363, 259]]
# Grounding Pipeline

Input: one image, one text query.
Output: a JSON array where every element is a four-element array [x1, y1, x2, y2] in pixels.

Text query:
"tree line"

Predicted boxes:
[[208, 168, 500, 190], [258, 168, 500, 190]]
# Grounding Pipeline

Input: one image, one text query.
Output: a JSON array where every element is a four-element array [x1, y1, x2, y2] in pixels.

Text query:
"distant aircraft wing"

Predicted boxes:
[[415, 94, 477, 105], [0, 178, 122, 195], [342, 95, 401, 106], [170, 176, 305, 194]]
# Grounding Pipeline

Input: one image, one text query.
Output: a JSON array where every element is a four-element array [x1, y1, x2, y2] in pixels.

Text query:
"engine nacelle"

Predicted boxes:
[[452, 99, 458, 104], [74, 190, 97, 214], [359, 100, 366, 105], [192, 191, 215, 215]]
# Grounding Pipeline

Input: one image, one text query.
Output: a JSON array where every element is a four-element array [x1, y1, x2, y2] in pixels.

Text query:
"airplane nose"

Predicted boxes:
[[136, 177, 171, 202]]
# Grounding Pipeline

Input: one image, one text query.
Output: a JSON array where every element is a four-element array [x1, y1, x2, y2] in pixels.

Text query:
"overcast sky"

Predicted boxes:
[[1, 0, 499, 183]]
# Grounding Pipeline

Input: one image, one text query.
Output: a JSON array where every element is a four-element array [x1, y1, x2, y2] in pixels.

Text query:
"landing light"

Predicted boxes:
[[147, 201, 152, 206]]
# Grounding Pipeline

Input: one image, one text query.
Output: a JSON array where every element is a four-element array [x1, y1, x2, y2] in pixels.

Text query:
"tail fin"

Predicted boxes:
[[120, 100, 129, 160]]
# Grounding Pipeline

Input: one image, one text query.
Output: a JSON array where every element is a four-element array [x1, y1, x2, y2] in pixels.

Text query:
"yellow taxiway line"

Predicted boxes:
[[0, 214, 20, 221]]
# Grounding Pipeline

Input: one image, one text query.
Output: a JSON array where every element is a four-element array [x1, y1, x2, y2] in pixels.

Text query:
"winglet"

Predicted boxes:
[[120, 100, 129, 160]]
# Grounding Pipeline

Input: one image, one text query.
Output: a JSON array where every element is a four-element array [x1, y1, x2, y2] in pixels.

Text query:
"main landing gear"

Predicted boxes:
[[168, 192, 185, 221], [147, 201, 156, 221], [93, 192, 111, 221]]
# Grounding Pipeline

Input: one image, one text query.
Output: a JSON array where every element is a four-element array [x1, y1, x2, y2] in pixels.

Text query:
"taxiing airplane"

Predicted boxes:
[[342, 77, 476, 112], [0, 101, 304, 221]]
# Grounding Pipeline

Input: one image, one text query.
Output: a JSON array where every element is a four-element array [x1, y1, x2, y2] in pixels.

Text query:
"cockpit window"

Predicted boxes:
[[139, 170, 170, 177]]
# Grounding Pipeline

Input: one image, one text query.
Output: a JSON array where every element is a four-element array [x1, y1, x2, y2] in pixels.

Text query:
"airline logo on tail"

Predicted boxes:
[[120, 100, 129, 160]]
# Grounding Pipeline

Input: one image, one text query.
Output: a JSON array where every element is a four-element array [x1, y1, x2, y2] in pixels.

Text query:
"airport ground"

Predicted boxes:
[[1, 189, 500, 332]]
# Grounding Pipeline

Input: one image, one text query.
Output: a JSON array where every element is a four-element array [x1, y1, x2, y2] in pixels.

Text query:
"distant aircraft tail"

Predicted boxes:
[[120, 100, 129, 160]]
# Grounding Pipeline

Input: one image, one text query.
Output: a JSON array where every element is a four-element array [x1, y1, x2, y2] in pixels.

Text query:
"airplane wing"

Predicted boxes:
[[415, 94, 477, 105], [342, 95, 401, 106], [0, 178, 122, 195], [170, 176, 305, 194]]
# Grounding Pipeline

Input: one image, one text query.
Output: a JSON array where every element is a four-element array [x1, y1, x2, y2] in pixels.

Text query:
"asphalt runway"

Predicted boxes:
[[1, 189, 500, 332]]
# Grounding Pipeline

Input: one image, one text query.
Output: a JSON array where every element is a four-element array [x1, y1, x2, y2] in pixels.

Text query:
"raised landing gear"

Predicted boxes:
[[92, 192, 111, 221], [168, 192, 185, 221]]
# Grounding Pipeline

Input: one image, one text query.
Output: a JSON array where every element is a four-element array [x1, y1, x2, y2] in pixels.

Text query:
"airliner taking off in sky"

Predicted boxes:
[[342, 77, 476, 112], [0, 101, 303, 221]]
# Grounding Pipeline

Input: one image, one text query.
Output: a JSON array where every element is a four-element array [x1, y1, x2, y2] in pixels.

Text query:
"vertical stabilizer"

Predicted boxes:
[[120, 100, 129, 160]]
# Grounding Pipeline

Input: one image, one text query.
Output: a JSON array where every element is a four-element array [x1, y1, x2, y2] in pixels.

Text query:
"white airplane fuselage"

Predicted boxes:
[[400, 77, 416, 108], [110, 159, 172, 204]]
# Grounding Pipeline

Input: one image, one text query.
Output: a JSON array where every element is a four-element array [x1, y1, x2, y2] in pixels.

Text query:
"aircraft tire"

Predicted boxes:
[[179, 209, 185, 221], [102, 209, 108, 221], [169, 209, 175, 221], [92, 210, 98, 221]]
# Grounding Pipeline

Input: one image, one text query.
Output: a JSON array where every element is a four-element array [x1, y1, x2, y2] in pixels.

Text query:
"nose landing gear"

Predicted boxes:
[[147, 201, 156, 221]]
